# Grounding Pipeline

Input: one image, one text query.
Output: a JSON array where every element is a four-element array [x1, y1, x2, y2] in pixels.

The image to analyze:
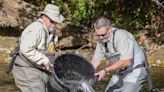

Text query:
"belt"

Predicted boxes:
[[118, 63, 145, 75], [15, 63, 34, 67], [17, 52, 50, 74]]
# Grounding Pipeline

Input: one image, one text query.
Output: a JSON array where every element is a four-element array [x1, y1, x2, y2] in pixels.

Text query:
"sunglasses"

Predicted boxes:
[[97, 28, 109, 37], [50, 19, 55, 24], [97, 33, 107, 37]]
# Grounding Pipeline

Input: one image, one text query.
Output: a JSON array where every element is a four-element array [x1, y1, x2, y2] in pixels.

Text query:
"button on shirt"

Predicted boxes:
[[92, 28, 145, 83]]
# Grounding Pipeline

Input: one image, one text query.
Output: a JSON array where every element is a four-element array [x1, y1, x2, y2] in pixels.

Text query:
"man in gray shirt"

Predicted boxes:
[[13, 4, 64, 92], [91, 17, 147, 92]]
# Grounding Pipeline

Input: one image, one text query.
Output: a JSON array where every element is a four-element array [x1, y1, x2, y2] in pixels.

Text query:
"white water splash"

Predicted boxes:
[[81, 81, 95, 92]]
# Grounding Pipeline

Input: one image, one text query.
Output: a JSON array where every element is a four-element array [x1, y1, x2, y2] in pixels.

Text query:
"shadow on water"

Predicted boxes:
[[0, 27, 22, 37]]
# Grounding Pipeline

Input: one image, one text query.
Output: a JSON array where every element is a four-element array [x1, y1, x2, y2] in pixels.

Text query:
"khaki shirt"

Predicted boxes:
[[19, 18, 57, 65]]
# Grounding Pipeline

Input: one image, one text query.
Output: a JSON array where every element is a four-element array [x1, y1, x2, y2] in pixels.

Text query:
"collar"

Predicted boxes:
[[105, 27, 114, 43], [37, 18, 49, 34], [38, 18, 54, 43]]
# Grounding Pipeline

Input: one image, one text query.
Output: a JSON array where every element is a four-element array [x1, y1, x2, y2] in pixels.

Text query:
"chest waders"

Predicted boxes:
[[104, 29, 152, 92]]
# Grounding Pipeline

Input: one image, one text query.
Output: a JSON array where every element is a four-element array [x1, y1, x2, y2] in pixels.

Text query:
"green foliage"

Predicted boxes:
[[26, 0, 163, 43]]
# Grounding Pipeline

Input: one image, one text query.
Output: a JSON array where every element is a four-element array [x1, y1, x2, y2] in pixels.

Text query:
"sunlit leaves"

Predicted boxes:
[[26, 0, 163, 39]]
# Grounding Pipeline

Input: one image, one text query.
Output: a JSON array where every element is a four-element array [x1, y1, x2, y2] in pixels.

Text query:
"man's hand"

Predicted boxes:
[[44, 61, 53, 70], [95, 69, 107, 81]]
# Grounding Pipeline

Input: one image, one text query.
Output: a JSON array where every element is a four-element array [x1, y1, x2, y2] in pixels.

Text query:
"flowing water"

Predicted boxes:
[[93, 66, 164, 92], [0, 63, 164, 92], [0, 37, 164, 92]]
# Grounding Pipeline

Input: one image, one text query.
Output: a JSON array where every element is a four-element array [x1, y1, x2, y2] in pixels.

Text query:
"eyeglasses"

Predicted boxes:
[[46, 16, 56, 24], [49, 19, 55, 24], [96, 28, 109, 37], [97, 33, 107, 37]]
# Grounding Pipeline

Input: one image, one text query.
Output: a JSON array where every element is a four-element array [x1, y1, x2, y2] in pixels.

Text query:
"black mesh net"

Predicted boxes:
[[50, 53, 96, 92], [54, 53, 95, 84]]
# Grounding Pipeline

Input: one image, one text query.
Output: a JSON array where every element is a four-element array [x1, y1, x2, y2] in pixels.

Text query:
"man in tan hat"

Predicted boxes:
[[13, 4, 64, 92]]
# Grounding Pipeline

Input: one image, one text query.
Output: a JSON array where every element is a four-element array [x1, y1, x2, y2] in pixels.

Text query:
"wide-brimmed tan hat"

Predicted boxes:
[[39, 4, 64, 23]]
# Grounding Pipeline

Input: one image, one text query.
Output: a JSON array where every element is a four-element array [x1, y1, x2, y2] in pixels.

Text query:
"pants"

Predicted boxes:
[[105, 67, 147, 92], [13, 65, 49, 92]]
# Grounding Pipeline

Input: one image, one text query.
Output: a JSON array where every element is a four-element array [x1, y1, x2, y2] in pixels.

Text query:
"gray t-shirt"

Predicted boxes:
[[92, 27, 146, 83]]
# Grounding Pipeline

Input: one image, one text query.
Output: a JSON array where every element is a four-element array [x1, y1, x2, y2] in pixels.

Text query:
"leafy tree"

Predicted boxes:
[[25, 0, 163, 43]]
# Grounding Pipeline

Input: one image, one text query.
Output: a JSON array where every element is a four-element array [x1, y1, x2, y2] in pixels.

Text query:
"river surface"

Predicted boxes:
[[0, 37, 164, 92], [0, 62, 164, 92], [93, 66, 164, 92]]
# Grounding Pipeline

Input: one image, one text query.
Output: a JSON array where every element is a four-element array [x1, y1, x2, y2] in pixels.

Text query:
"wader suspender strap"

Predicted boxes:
[[104, 42, 109, 52], [45, 30, 47, 51], [104, 29, 118, 53], [112, 29, 118, 52]]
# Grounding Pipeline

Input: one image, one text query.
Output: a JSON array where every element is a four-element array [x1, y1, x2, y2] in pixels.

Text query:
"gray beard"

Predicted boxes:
[[48, 27, 55, 34], [99, 38, 108, 43]]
